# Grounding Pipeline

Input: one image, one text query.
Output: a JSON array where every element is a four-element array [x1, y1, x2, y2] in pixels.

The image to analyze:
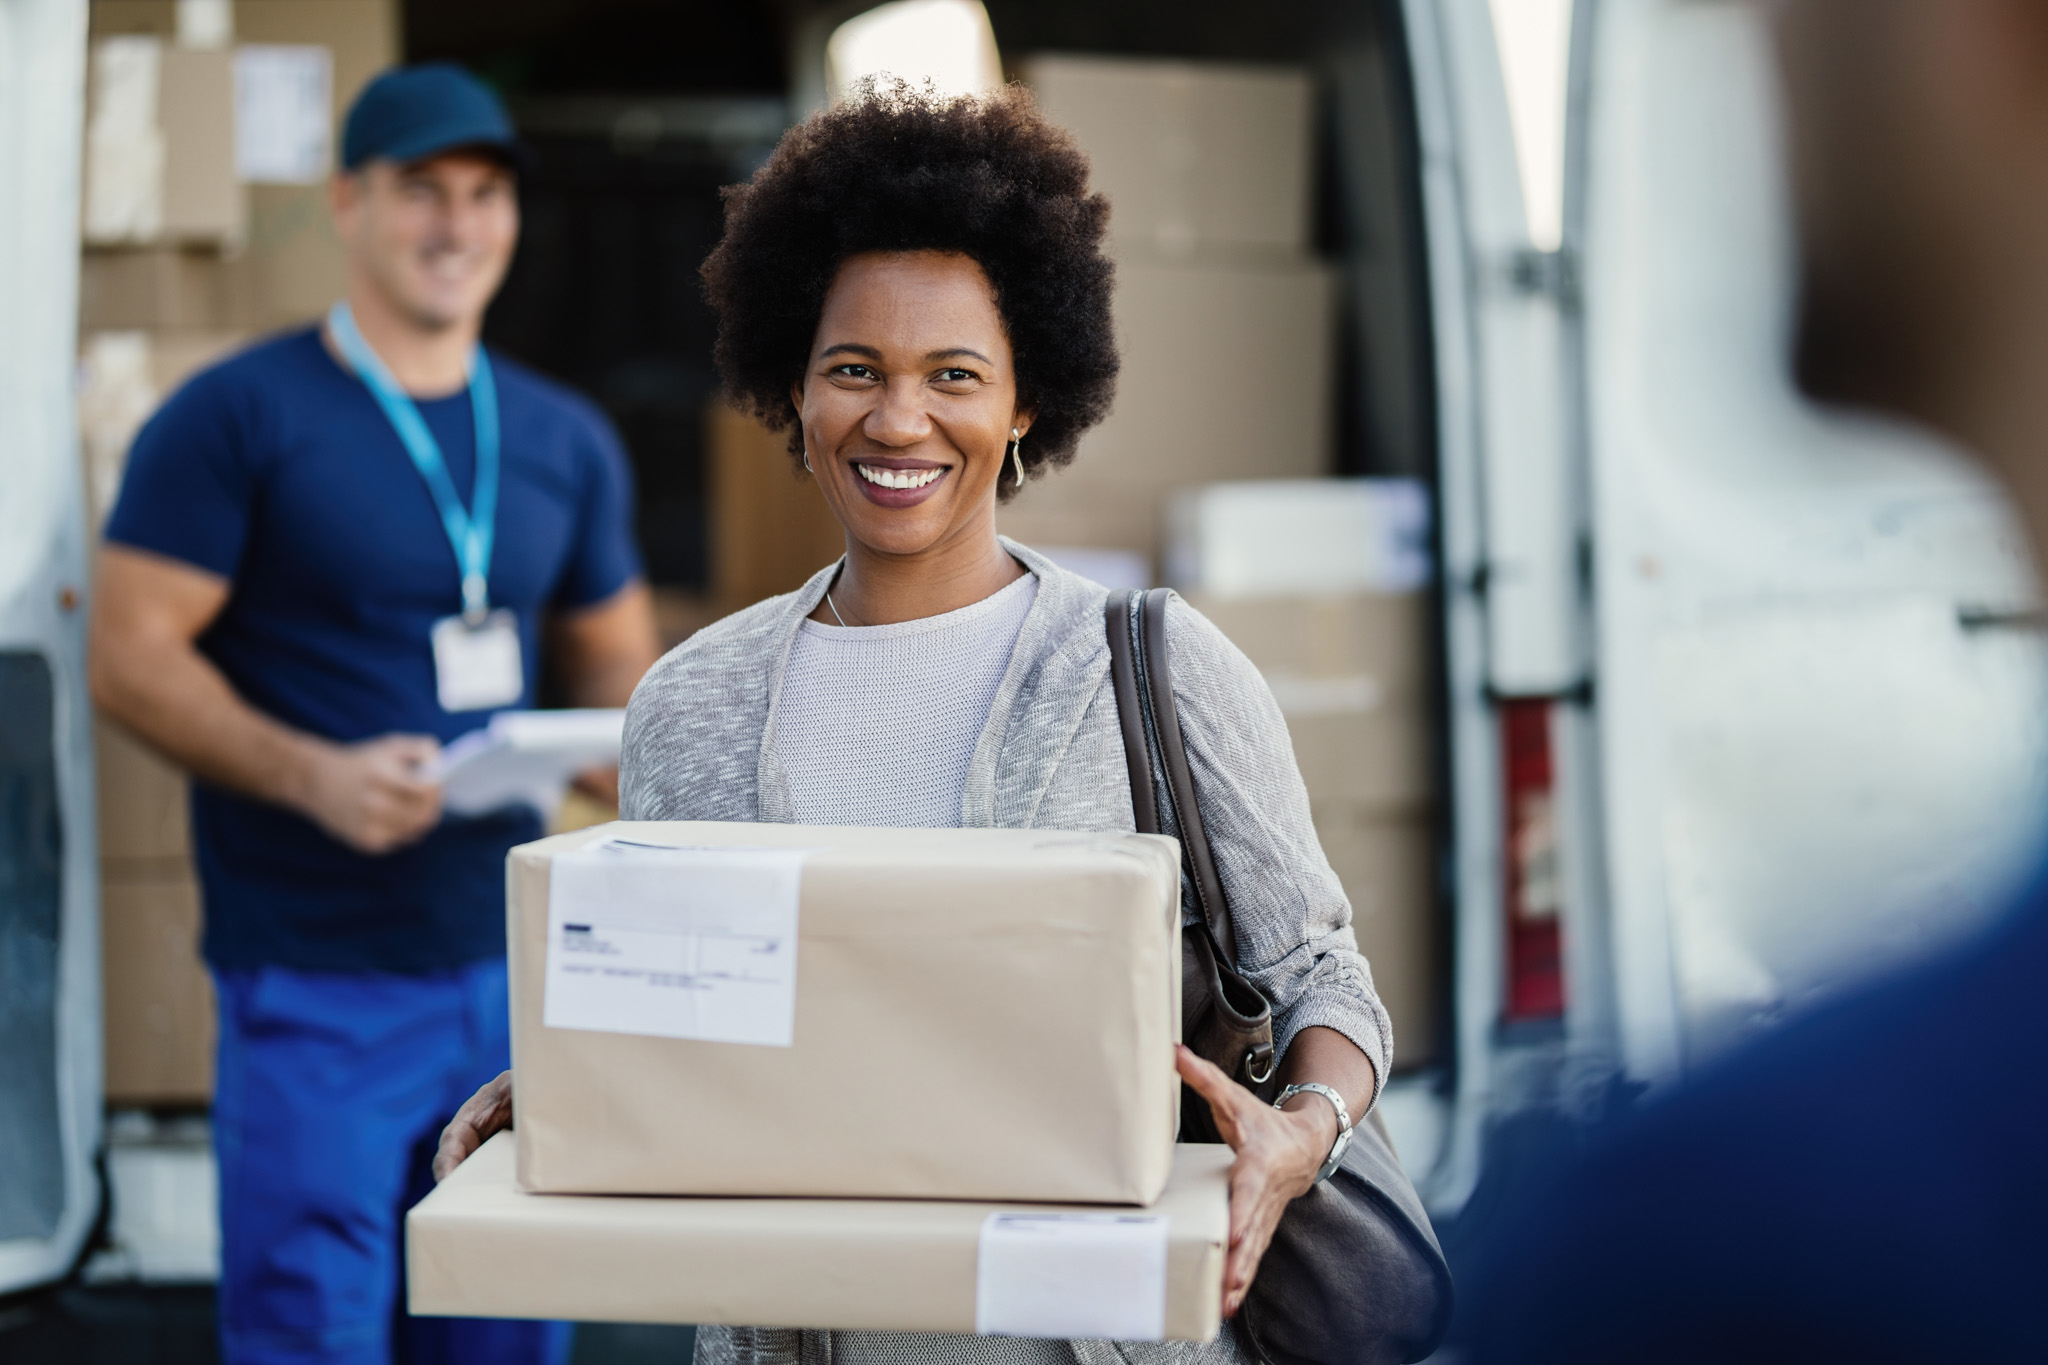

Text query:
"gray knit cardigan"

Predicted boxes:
[[619, 538, 1393, 1365]]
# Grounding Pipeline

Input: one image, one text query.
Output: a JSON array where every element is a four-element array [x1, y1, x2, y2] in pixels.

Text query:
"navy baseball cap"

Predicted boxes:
[[340, 63, 522, 171]]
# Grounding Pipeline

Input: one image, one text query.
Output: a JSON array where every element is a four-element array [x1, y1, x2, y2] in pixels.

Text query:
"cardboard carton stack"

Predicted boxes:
[[82, 0, 398, 1107], [1171, 480, 1443, 1070], [407, 822, 1234, 1340], [999, 56, 1336, 578]]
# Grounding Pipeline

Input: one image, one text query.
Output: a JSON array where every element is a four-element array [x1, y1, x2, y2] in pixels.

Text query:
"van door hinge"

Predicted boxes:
[[1508, 247, 1580, 307]]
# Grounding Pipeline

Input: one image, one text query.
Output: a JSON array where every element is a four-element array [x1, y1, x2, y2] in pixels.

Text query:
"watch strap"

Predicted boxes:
[[1274, 1081, 1354, 1184]]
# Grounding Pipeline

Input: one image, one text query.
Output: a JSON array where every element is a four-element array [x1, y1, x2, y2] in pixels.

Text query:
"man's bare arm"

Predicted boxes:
[[548, 579, 661, 808], [549, 578, 661, 708], [89, 544, 443, 854]]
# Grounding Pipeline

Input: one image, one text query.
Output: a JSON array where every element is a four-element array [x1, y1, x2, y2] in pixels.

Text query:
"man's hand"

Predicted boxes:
[[435, 1070, 515, 1182], [297, 734, 443, 854], [1176, 1044, 1335, 1319]]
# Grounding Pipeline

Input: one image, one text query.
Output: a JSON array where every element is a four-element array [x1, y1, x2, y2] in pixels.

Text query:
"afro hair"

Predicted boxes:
[[700, 80, 1119, 500]]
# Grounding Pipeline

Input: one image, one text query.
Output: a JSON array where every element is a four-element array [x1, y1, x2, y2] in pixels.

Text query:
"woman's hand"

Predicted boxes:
[[433, 1070, 515, 1182], [1175, 1044, 1337, 1319]]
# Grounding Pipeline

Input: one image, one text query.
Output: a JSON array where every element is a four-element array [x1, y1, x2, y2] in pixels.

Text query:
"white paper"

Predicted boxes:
[[434, 708, 624, 817], [545, 838, 809, 1047], [975, 1212, 1170, 1341], [234, 45, 333, 184]]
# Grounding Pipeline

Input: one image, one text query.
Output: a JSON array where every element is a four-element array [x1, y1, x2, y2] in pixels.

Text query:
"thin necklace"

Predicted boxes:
[[824, 588, 850, 627]]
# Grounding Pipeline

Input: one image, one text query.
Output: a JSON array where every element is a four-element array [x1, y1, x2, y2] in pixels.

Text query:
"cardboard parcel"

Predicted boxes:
[[409, 1132, 1229, 1341], [509, 822, 1183, 1204]]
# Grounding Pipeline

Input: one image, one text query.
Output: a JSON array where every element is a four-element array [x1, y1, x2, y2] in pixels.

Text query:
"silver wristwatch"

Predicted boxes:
[[1273, 1082, 1353, 1184]]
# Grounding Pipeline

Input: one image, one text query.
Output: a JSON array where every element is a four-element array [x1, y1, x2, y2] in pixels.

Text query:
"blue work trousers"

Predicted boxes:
[[212, 960, 573, 1365]]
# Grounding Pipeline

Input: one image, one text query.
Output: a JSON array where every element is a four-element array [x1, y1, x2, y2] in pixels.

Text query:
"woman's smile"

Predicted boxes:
[[851, 457, 951, 506]]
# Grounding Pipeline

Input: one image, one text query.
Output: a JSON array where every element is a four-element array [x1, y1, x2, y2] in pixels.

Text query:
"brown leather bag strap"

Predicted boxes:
[[1134, 588, 1239, 965], [1107, 589, 1275, 1088], [1105, 589, 1160, 836], [1105, 587, 1237, 960]]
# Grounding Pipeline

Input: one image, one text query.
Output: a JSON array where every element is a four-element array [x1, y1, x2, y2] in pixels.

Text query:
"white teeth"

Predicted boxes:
[[857, 464, 942, 490]]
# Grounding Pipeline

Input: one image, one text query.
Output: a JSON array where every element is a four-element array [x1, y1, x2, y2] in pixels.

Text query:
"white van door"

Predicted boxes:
[[1403, 0, 2048, 1216], [1397, 0, 1590, 1211], [1574, 0, 2048, 1086], [0, 0, 101, 1297]]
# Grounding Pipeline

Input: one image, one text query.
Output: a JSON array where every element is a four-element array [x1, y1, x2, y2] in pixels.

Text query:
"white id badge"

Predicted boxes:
[[431, 610, 524, 713]]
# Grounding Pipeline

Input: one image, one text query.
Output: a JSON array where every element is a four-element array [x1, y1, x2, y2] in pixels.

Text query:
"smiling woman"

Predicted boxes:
[[437, 80, 1430, 1365]]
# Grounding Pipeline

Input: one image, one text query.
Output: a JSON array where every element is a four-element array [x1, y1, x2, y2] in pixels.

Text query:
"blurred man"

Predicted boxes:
[[89, 64, 658, 1365], [1462, 2, 2048, 1359]]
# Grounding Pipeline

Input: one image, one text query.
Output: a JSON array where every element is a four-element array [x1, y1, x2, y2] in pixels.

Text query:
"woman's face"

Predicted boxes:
[[794, 250, 1032, 560]]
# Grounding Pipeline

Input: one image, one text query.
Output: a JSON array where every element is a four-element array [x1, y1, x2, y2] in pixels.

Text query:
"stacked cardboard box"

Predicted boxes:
[[408, 823, 1231, 1339], [1173, 480, 1442, 1070], [83, 0, 398, 1107], [999, 56, 1335, 576], [411, 1133, 1231, 1340], [505, 823, 1183, 1202]]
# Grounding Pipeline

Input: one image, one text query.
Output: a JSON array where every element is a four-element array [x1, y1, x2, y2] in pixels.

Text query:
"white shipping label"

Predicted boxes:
[[975, 1213, 1170, 1341], [545, 839, 809, 1047], [234, 45, 334, 183]]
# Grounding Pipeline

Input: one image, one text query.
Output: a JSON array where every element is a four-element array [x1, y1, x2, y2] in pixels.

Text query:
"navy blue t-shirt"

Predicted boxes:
[[105, 328, 642, 973]]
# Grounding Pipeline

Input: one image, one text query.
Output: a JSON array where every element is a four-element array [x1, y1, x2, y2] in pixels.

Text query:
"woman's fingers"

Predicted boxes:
[[1224, 1210, 1278, 1316], [1220, 1155, 1285, 1317], [1174, 1047, 1312, 1318], [432, 1070, 514, 1182], [1175, 1044, 1249, 1144]]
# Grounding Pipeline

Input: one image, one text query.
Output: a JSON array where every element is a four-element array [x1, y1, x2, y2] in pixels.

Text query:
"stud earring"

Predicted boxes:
[[1008, 430, 1024, 489]]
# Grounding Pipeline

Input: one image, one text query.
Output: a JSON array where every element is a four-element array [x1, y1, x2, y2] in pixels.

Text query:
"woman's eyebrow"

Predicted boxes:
[[924, 347, 995, 366], [818, 343, 883, 360]]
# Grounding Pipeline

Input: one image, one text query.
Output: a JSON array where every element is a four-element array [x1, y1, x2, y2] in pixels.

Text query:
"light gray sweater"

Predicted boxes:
[[619, 538, 1393, 1365]]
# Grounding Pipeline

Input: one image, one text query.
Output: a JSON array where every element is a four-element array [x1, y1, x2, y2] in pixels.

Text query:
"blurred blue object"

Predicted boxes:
[[1459, 870, 2048, 1363]]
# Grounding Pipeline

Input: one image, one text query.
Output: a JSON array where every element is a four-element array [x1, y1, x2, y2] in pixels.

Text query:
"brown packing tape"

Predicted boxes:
[[509, 823, 1182, 1204], [1312, 806, 1439, 1070], [408, 1133, 1229, 1340], [101, 869, 215, 1104]]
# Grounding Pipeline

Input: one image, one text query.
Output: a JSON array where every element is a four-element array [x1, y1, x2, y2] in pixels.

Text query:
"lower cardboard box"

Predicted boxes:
[[408, 1133, 1229, 1342]]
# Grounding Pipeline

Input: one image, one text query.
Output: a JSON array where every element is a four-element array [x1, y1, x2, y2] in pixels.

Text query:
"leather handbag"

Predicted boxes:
[[1105, 588, 1453, 1365]]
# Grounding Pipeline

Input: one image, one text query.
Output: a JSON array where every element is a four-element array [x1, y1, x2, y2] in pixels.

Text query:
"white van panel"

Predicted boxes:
[[0, 0, 100, 1297], [1434, 0, 1581, 696], [1579, 0, 2048, 1077]]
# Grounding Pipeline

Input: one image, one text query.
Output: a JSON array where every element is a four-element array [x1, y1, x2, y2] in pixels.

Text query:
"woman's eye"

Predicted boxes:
[[831, 364, 877, 380], [936, 368, 976, 384]]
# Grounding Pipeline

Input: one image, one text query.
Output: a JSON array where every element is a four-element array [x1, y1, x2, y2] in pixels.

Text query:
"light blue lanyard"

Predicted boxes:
[[328, 302, 501, 622]]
